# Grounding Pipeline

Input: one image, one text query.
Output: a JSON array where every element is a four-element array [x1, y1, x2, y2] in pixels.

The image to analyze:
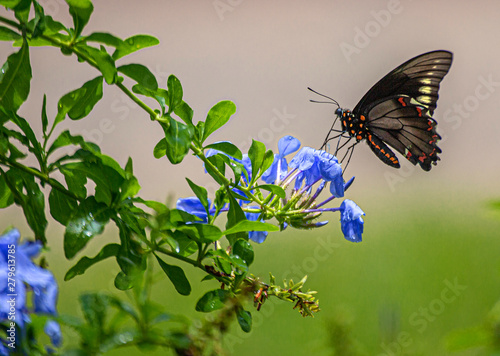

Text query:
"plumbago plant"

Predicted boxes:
[[0, 1, 365, 355]]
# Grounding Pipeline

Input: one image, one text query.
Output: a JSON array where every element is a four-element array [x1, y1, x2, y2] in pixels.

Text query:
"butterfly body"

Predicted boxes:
[[323, 50, 453, 171]]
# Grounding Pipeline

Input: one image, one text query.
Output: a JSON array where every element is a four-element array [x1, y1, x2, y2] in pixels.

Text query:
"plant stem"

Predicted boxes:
[[0, 155, 80, 201]]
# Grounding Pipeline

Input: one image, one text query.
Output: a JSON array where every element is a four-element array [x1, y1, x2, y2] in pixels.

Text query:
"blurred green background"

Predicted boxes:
[[1, 0, 500, 354]]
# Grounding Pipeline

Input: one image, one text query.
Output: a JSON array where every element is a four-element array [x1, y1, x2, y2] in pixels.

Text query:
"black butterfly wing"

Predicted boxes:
[[364, 96, 442, 171], [365, 131, 401, 168], [353, 50, 452, 170], [353, 50, 453, 115]]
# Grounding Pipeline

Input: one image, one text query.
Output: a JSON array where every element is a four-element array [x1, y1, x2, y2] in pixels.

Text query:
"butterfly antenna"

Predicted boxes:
[[308, 87, 340, 107]]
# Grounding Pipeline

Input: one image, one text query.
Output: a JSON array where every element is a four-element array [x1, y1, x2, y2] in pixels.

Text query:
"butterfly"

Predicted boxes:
[[314, 50, 453, 171]]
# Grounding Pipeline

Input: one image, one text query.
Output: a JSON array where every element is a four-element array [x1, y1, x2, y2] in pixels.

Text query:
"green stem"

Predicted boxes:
[[155, 246, 202, 269], [115, 81, 158, 119], [0, 155, 80, 201]]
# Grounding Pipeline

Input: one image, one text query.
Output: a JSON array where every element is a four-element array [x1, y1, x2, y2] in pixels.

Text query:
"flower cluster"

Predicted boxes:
[[177, 136, 365, 243], [0, 229, 61, 352]]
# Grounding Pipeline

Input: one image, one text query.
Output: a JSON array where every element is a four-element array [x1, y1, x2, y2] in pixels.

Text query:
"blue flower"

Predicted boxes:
[[289, 147, 344, 196], [262, 136, 300, 184], [0, 229, 61, 347], [182, 135, 365, 244], [244, 209, 268, 244], [44, 320, 62, 347], [339, 200, 365, 242], [176, 197, 213, 223]]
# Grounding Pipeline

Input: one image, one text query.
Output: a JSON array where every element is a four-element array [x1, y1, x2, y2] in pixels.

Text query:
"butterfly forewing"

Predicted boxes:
[[353, 51, 453, 115]]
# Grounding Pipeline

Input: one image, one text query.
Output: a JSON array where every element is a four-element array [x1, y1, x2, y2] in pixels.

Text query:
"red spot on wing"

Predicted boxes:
[[398, 97, 406, 106]]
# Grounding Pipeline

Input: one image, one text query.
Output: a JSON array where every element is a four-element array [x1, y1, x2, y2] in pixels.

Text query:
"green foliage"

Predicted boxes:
[[0, 40, 31, 112], [201, 100, 237, 143], [155, 254, 192, 296], [195, 289, 232, 312], [55, 76, 103, 122]]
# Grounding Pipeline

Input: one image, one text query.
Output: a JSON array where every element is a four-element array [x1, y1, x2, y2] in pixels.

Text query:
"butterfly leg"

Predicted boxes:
[[339, 141, 359, 173]]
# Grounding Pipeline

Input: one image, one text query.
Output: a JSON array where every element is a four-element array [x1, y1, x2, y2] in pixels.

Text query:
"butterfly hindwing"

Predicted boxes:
[[365, 96, 441, 171], [365, 131, 400, 168]]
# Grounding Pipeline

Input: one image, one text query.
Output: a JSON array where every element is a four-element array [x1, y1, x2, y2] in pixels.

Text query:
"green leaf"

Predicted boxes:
[[48, 130, 85, 156], [115, 218, 146, 275], [195, 289, 232, 312], [0, 40, 31, 112], [155, 255, 191, 296], [177, 223, 222, 243], [248, 139, 266, 181], [162, 230, 197, 257], [225, 190, 247, 245], [167, 75, 182, 113], [202, 101, 236, 143], [205, 154, 226, 185], [153, 137, 167, 158], [204, 141, 242, 160], [9, 112, 44, 164], [64, 197, 112, 259], [0, 26, 21, 41], [185, 178, 209, 219], [31, 1, 45, 38], [55, 76, 103, 123], [60, 165, 87, 199], [120, 175, 140, 200], [132, 85, 168, 115], [211, 249, 233, 275], [85, 32, 123, 48], [77, 45, 116, 84], [80, 293, 108, 328], [41, 15, 69, 36], [64, 243, 120, 281], [48, 187, 78, 225], [61, 158, 124, 206], [5, 168, 47, 242], [0, 174, 14, 208], [174, 101, 193, 125], [236, 308, 252, 332], [66, 0, 94, 38], [162, 119, 194, 164], [256, 184, 286, 199], [13, 0, 30, 23], [232, 239, 254, 266], [118, 63, 158, 91], [41, 95, 48, 135], [262, 149, 275, 173], [224, 220, 278, 236], [112, 34, 160, 60], [0, 0, 23, 9]]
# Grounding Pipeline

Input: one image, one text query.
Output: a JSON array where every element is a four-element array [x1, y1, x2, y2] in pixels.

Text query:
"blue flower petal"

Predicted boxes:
[[44, 320, 62, 347], [176, 197, 211, 223], [0, 229, 60, 337], [245, 209, 268, 244], [340, 200, 365, 243], [289, 147, 315, 171], [278, 136, 301, 157]]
